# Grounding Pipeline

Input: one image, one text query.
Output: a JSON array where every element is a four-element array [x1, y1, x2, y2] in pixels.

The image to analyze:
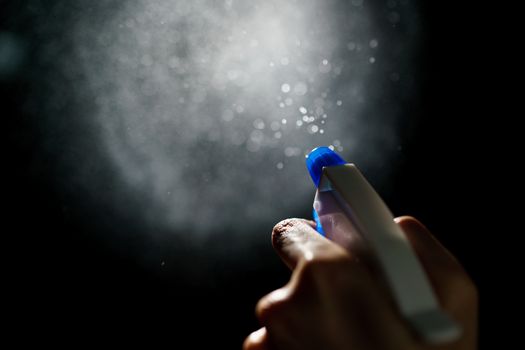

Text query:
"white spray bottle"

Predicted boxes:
[[306, 146, 461, 344]]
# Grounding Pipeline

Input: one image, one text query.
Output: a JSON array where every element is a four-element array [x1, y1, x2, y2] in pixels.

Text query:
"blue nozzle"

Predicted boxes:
[[306, 146, 346, 187]]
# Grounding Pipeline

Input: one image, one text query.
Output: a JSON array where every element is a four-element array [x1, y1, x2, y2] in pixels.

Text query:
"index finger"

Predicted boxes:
[[395, 216, 478, 310]]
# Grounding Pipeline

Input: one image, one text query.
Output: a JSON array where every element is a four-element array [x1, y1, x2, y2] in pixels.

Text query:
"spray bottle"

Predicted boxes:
[[306, 146, 461, 344]]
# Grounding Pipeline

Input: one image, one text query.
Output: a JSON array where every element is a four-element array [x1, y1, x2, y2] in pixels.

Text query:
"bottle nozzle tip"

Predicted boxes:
[[305, 146, 346, 187]]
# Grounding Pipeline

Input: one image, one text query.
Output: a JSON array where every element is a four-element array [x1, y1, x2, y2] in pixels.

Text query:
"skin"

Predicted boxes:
[[243, 216, 478, 350]]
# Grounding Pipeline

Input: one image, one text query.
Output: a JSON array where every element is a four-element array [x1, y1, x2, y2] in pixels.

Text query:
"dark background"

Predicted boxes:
[[3, 0, 488, 348]]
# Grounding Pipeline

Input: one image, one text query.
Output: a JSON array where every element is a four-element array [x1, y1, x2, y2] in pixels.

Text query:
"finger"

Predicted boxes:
[[395, 216, 465, 279], [395, 216, 478, 310], [271, 218, 349, 270], [243, 327, 272, 350]]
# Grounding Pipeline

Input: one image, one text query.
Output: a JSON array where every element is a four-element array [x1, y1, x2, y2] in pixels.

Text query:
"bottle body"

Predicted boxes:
[[309, 160, 461, 344]]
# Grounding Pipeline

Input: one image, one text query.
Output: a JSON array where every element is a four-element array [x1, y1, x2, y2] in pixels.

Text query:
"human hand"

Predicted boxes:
[[244, 217, 478, 350]]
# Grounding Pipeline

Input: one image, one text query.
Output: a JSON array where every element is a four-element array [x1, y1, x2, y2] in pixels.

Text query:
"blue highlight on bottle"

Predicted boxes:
[[312, 208, 325, 236]]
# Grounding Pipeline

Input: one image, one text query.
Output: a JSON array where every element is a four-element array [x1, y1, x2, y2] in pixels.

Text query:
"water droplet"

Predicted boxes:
[[276, 162, 284, 170], [281, 83, 291, 93], [236, 105, 245, 113], [250, 130, 264, 143], [336, 100, 343, 106], [296, 120, 303, 127], [347, 42, 356, 51], [319, 59, 332, 73], [274, 131, 282, 139], [369, 39, 378, 48], [307, 125, 319, 134], [299, 106, 307, 114], [270, 121, 281, 131], [285, 97, 294, 106], [369, 57, 376, 64], [281, 118, 287, 124], [284, 147, 301, 157], [253, 118, 265, 130], [294, 82, 308, 95]]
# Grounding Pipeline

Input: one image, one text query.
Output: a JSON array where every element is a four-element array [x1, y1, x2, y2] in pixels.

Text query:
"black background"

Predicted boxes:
[[3, 1, 489, 348]]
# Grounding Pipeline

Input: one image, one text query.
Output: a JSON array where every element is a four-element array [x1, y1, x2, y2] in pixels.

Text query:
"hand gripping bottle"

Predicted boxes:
[[306, 146, 461, 344]]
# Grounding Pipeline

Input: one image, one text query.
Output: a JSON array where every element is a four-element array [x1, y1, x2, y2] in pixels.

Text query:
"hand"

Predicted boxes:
[[244, 217, 478, 350]]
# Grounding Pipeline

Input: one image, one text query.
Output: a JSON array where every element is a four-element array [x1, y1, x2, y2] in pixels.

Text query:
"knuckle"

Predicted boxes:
[[301, 251, 352, 274], [242, 337, 253, 350], [299, 256, 335, 278], [243, 329, 265, 350], [298, 253, 368, 291], [255, 289, 294, 324]]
